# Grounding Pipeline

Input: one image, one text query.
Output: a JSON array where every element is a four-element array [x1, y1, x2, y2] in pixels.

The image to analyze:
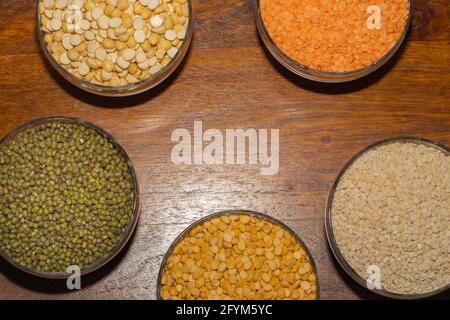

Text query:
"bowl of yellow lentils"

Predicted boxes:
[[36, 0, 192, 96], [158, 210, 319, 300]]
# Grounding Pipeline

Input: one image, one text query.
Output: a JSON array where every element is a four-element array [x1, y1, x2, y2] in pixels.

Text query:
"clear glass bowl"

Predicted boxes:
[[0, 117, 141, 279], [255, 0, 413, 83], [157, 209, 320, 300], [36, 1, 193, 97], [325, 137, 450, 299]]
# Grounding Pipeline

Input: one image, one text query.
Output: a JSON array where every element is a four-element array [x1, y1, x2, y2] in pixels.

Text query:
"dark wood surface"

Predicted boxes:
[[0, 0, 448, 299]]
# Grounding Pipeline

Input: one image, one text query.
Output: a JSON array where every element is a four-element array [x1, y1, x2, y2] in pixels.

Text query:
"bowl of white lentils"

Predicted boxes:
[[37, 0, 192, 96], [326, 137, 450, 299]]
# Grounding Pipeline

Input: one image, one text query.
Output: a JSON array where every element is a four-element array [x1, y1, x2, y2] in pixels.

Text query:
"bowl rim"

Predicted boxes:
[[0, 116, 141, 279], [325, 136, 450, 299], [156, 209, 321, 300], [35, 0, 194, 97], [254, 0, 414, 83]]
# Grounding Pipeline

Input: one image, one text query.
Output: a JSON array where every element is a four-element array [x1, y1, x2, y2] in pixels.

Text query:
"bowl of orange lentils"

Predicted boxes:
[[255, 0, 413, 83]]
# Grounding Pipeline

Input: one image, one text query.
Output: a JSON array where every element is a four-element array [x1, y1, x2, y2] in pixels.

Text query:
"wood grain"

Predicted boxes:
[[0, 0, 448, 300]]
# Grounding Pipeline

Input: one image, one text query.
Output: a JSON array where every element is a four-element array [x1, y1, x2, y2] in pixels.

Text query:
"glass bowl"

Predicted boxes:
[[255, 0, 413, 83], [0, 116, 140, 279], [325, 137, 450, 299], [36, 1, 193, 97], [157, 209, 320, 300]]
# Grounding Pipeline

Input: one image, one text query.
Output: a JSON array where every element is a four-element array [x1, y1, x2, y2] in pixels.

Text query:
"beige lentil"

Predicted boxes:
[[331, 141, 450, 295]]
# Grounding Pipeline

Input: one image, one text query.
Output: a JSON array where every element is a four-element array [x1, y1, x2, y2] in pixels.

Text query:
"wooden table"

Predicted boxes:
[[0, 0, 448, 300]]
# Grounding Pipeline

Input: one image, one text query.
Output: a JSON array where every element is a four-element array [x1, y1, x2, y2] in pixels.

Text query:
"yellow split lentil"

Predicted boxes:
[[160, 213, 317, 300]]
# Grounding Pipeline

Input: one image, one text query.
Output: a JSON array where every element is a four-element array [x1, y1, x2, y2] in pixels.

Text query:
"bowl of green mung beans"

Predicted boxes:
[[0, 117, 140, 279]]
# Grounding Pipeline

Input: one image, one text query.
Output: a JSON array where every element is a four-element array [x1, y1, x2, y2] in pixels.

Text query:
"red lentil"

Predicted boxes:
[[260, 0, 409, 72]]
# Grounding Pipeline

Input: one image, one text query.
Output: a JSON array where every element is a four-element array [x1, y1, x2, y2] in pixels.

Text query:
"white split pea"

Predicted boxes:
[[78, 62, 90, 76], [133, 16, 145, 29], [39, 0, 190, 86], [62, 35, 73, 49], [134, 29, 146, 43], [95, 47, 107, 61], [167, 46, 178, 58], [50, 18, 62, 30], [148, 0, 158, 10], [98, 15, 109, 29], [59, 52, 70, 65], [165, 29, 176, 41], [135, 51, 147, 64], [70, 34, 82, 46], [150, 14, 163, 28]]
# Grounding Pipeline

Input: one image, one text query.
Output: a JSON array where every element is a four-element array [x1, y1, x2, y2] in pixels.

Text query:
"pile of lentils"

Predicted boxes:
[[260, 0, 409, 72], [39, 0, 189, 86], [331, 141, 449, 295], [0, 121, 135, 273], [161, 213, 317, 300]]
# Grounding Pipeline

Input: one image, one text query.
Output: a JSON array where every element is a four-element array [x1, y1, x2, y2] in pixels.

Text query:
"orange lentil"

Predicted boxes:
[[260, 0, 409, 72]]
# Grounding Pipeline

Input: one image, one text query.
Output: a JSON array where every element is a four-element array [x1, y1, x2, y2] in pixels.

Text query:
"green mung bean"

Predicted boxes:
[[0, 121, 134, 273]]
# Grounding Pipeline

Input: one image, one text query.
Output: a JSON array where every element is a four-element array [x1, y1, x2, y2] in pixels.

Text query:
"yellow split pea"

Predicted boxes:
[[38, 0, 189, 87], [160, 213, 317, 300]]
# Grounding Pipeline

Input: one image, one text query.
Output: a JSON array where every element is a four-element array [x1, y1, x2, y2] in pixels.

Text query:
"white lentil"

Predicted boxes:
[[331, 141, 450, 296]]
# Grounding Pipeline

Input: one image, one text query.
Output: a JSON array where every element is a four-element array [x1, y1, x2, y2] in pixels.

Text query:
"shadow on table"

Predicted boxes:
[[326, 243, 450, 300], [0, 229, 137, 295], [38, 36, 193, 109], [259, 30, 410, 95]]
